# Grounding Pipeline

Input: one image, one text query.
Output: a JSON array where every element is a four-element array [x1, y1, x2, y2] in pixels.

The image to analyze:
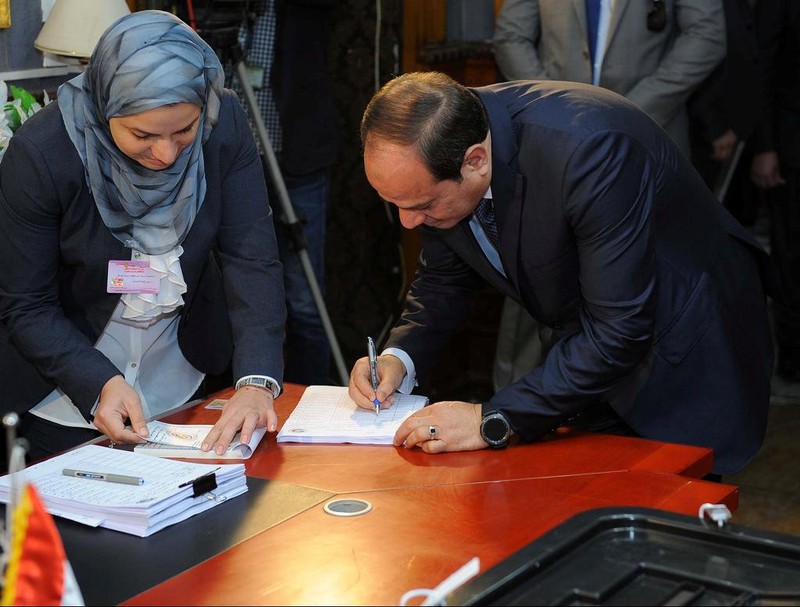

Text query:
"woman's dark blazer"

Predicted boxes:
[[0, 90, 286, 421]]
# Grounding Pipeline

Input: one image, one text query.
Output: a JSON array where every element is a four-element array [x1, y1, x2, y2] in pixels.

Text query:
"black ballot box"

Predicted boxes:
[[448, 507, 800, 606]]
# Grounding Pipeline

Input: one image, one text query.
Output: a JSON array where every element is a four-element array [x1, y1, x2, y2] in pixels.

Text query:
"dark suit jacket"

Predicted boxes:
[[273, 0, 339, 176], [752, 0, 800, 163], [387, 81, 773, 475], [688, 0, 762, 146], [0, 90, 286, 421]]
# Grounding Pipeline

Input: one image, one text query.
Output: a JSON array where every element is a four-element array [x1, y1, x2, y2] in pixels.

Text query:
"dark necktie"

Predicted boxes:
[[585, 0, 601, 65], [474, 197, 499, 249]]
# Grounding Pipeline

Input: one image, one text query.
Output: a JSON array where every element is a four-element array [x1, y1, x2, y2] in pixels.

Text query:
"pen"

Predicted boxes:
[[62, 468, 144, 486], [367, 336, 380, 416]]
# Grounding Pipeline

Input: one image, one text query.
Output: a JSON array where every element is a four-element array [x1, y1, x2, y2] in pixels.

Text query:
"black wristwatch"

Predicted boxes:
[[480, 410, 511, 449]]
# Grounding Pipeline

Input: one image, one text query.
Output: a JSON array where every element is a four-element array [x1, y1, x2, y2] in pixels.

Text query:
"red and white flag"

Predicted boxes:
[[1, 483, 83, 606]]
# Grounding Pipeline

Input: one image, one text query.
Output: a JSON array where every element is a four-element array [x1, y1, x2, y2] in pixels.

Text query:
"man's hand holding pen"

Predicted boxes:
[[347, 347, 498, 454], [348, 351, 405, 412]]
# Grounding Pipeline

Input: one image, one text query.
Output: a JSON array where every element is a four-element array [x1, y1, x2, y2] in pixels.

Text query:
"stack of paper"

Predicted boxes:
[[276, 385, 429, 445], [0, 445, 247, 537], [134, 420, 266, 459]]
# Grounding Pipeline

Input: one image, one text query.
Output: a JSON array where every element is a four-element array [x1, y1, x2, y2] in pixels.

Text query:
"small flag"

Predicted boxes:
[[1, 483, 83, 606]]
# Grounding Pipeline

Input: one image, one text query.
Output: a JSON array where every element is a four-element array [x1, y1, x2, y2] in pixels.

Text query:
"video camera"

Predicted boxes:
[[178, 0, 265, 60]]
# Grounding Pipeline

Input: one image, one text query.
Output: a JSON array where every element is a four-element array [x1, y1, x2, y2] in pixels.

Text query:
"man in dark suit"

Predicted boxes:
[[348, 72, 773, 476], [749, 0, 800, 383], [688, 0, 762, 214]]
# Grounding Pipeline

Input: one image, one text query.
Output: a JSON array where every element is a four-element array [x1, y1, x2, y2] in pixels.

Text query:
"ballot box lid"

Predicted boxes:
[[448, 507, 800, 606]]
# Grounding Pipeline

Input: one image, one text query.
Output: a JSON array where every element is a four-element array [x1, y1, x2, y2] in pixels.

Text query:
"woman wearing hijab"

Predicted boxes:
[[0, 10, 286, 462]]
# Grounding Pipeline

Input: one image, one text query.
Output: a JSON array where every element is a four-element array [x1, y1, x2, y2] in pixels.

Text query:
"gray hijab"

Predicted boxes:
[[58, 10, 224, 255]]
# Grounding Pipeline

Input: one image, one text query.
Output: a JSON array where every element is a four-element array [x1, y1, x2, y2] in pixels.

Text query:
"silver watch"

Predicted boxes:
[[235, 376, 280, 399]]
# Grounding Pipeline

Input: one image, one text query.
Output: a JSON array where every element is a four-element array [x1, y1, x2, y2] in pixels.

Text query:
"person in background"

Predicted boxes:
[[0, 10, 286, 463], [492, 0, 727, 390], [236, 0, 339, 385], [349, 72, 773, 476], [749, 0, 800, 383], [688, 0, 761, 216]]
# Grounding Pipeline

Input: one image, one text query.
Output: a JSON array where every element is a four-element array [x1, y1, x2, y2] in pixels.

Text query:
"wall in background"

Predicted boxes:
[[0, 1, 76, 93], [0, 0, 41, 73]]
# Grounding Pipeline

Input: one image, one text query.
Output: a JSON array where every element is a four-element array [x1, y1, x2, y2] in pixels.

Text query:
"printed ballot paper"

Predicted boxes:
[[134, 420, 266, 459], [0, 445, 247, 537], [277, 385, 428, 445]]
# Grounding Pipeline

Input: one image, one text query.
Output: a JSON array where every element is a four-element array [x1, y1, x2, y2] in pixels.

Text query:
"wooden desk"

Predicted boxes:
[[97, 384, 735, 606]]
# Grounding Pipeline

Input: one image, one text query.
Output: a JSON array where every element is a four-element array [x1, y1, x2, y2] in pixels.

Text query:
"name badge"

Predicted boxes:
[[107, 260, 160, 294]]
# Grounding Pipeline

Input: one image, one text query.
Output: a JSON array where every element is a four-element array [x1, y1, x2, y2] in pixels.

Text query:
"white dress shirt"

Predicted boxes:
[[592, 0, 614, 86]]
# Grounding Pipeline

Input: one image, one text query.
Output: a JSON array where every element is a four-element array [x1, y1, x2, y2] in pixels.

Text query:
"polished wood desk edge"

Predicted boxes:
[[119, 471, 741, 607], [630, 443, 715, 478]]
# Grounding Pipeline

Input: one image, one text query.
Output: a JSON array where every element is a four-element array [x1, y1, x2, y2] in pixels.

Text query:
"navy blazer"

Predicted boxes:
[[387, 81, 773, 474], [0, 90, 286, 421]]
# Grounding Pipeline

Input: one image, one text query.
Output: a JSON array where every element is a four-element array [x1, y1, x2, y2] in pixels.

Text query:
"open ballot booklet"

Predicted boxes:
[[0, 444, 247, 537], [134, 420, 266, 459], [276, 385, 429, 445]]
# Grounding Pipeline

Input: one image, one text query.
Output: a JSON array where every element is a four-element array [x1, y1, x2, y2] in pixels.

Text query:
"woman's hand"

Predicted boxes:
[[93, 375, 149, 444], [200, 385, 277, 455]]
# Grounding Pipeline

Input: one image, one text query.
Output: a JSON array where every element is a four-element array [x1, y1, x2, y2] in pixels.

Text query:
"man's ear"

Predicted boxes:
[[462, 142, 490, 176]]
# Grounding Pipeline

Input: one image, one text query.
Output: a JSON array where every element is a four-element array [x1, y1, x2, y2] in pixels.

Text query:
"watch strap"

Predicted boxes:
[[235, 375, 281, 399]]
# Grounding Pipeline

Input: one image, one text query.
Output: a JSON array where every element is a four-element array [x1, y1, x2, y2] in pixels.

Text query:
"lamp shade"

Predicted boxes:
[[34, 0, 131, 59]]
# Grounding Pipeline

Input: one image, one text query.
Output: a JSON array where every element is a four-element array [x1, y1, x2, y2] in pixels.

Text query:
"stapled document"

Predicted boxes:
[[0, 444, 247, 537], [134, 420, 266, 459]]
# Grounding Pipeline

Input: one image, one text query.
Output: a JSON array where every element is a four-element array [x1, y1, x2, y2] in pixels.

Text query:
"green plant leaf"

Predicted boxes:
[[3, 102, 22, 131], [9, 85, 38, 114]]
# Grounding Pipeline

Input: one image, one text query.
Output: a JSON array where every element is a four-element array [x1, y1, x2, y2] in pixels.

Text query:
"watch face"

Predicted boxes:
[[482, 414, 509, 445]]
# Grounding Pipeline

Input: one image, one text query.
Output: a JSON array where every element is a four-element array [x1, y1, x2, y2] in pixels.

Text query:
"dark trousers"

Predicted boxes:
[[265, 162, 332, 385], [769, 165, 800, 378]]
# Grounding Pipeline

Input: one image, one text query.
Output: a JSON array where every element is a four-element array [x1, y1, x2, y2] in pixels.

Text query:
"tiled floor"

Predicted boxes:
[[723, 376, 800, 536]]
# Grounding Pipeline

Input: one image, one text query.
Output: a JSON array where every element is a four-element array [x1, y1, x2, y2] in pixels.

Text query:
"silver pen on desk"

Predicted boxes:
[[367, 336, 380, 416], [62, 468, 144, 486]]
